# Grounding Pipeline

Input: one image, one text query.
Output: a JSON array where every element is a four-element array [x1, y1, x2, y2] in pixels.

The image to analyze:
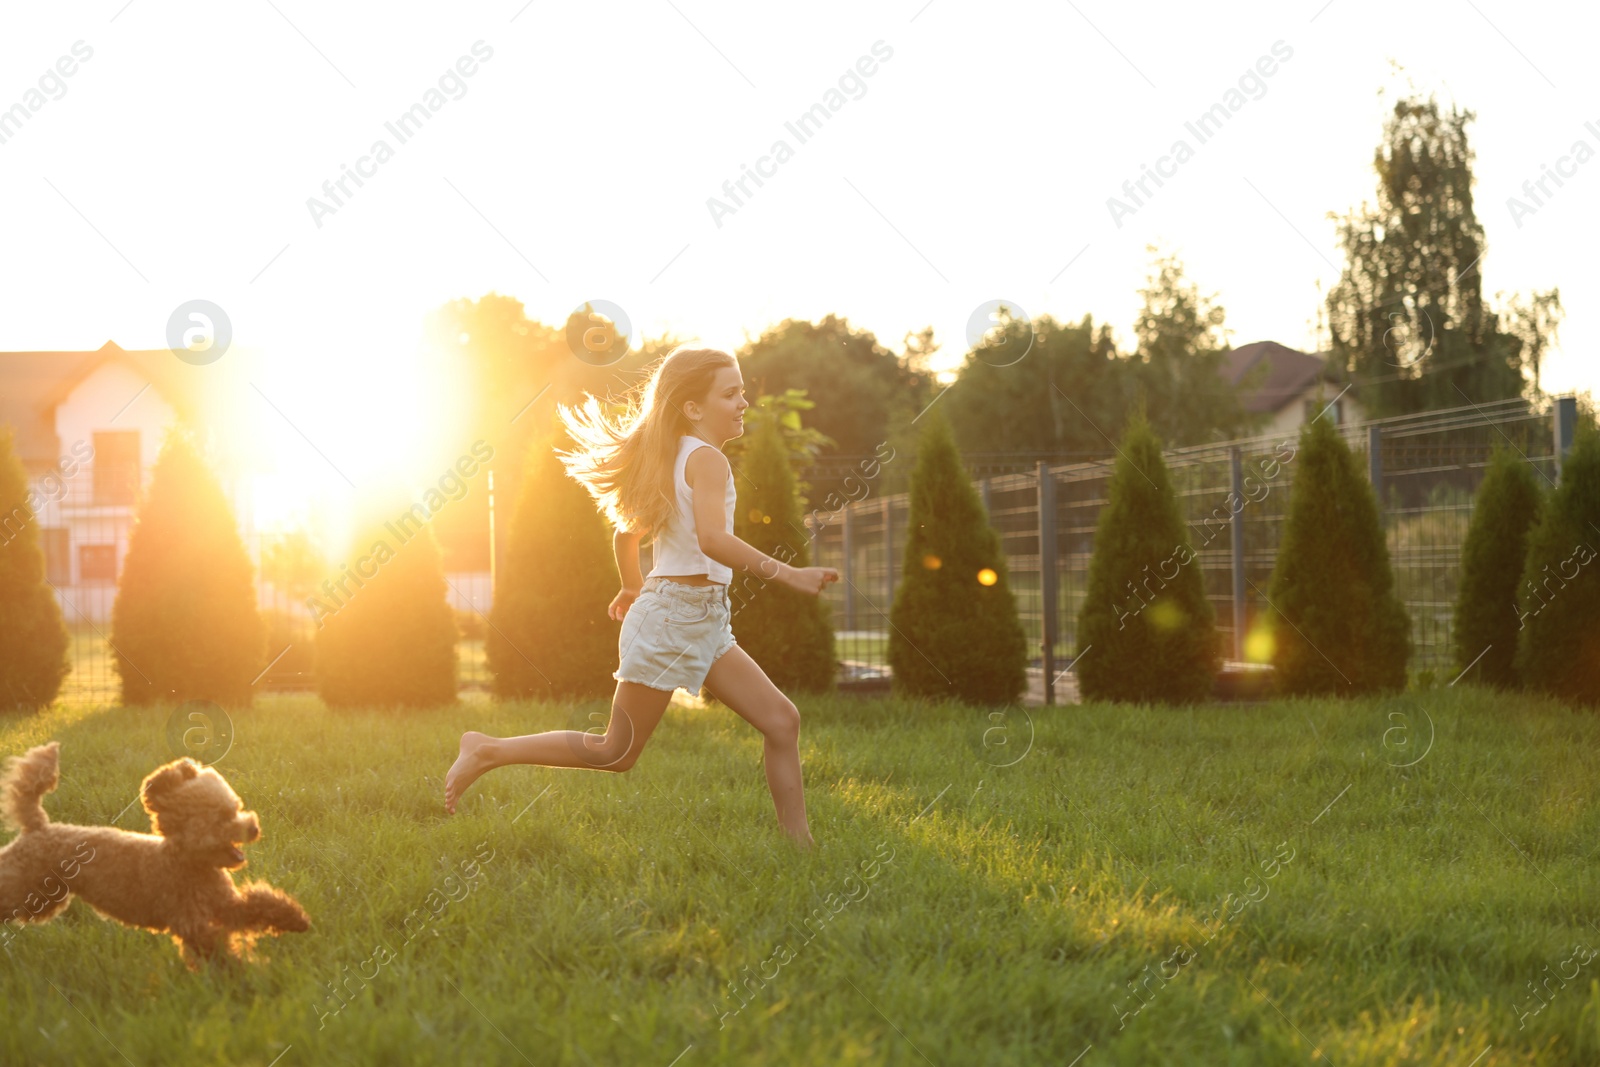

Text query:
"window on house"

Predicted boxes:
[[79, 543, 118, 584], [42, 528, 71, 585], [93, 430, 141, 506]]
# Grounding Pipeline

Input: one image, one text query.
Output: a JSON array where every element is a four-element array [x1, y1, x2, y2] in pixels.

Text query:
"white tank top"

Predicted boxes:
[[646, 435, 736, 584]]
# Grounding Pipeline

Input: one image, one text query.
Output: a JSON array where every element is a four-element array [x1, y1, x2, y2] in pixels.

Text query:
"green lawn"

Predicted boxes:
[[0, 688, 1595, 1065]]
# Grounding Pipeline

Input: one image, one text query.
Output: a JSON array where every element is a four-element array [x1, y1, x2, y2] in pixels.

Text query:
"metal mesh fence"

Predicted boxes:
[[811, 397, 1566, 699]]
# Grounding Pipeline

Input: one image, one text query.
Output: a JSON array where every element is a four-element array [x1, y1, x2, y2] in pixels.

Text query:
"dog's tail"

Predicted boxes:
[[1, 741, 59, 834]]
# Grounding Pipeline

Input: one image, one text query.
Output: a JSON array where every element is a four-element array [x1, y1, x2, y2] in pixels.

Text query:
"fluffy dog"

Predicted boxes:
[[0, 741, 309, 967]]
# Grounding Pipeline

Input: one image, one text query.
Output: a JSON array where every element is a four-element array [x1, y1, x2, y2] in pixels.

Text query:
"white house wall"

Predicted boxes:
[[38, 362, 179, 624]]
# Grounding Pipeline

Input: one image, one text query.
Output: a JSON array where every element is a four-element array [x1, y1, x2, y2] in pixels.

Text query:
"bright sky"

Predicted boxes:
[[3, 0, 1595, 484]]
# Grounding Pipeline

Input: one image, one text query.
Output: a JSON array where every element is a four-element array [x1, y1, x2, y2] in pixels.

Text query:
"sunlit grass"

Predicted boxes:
[[0, 687, 1595, 1064]]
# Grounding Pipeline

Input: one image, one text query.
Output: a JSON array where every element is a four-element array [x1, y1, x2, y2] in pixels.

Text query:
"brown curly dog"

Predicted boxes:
[[0, 741, 310, 968]]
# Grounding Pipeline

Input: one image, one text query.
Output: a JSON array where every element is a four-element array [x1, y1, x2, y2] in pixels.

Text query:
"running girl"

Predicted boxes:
[[444, 345, 838, 848]]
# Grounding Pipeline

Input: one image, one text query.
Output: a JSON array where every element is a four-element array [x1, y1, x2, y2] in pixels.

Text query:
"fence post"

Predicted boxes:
[[841, 505, 856, 632], [1555, 394, 1577, 483], [1229, 446, 1245, 664], [882, 497, 895, 609], [1368, 425, 1384, 505], [980, 477, 993, 519], [1037, 461, 1058, 706]]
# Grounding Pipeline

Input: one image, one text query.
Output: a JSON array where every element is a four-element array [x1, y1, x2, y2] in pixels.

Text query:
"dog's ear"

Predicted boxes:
[[140, 758, 201, 814]]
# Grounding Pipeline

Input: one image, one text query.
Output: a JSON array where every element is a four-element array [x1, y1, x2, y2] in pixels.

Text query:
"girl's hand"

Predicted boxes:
[[785, 566, 840, 596], [608, 588, 639, 621]]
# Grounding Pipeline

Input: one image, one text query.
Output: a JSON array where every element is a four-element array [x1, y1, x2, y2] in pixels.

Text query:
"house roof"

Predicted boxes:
[[1221, 341, 1345, 414], [0, 341, 207, 468]]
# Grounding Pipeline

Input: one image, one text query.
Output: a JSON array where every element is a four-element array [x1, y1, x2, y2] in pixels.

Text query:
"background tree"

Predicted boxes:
[[738, 315, 935, 502], [0, 427, 70, 711], [422, 293, 677, 441], [730, 416, 836, 693], [1266, 415, 1410, 694], [315, 519, 458, 710], [1515, 423, 1600, 705], [1076, 415, 1218, 703], [888, 408, 1027, 705], [111, 427, 265, 706], [1452, 448, 1544, 687], [1133, 249, 1251, 445], [1327, 94, 1559, 415], [944, 252, 1251, 463], [1501, 288, 1565, 392], [945, 310, 1130, 459], [723, 389, 836, 514], [487, 433, 619, 701], [901, 324, 940, 381], [423, 292, 555, 429]]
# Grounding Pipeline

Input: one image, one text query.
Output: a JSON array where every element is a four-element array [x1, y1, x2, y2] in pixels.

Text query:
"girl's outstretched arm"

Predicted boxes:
[[687, 448, 838, 594]]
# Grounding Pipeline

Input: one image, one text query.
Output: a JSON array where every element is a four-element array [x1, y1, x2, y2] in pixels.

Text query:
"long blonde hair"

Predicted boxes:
[[555, 345, 737, 541]]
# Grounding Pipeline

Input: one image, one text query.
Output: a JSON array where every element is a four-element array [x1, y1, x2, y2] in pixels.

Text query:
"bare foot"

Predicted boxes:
[[445, 731, 495, 814]]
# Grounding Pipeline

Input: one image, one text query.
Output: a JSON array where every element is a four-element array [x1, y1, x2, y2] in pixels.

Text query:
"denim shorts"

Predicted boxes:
[[613, 577, 737, 693]]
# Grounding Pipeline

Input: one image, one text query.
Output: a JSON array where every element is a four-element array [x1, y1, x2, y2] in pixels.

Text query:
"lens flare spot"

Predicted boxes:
[[922, 554, 942, 570], [977, 567, 997, 586], [1146, 599, 1184, 631], [1245, 628, 1275, 662]]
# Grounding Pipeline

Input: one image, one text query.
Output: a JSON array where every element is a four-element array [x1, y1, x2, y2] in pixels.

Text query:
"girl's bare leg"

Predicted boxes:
[[702, 644, 813, 848], [445, 681, 673, 813]]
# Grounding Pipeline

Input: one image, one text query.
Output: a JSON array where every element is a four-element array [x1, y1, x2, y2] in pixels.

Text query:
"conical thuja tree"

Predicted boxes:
[[1515, 422, 1600, 704], [888, 407, 1027, 705], [730, 413, 835, 693], [1266, 414, 1409, 695], [487, 433, 618, 701], [0, 427, 71, 711], [1076, 415, 1217, 703], [111, 427, 264, 707], [314, 518, 458, 709], [1452, 447, 1543, 687]]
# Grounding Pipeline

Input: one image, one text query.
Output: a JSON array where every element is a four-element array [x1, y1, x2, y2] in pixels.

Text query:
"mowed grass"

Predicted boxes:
[[0, 687, 1596, 1066]]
